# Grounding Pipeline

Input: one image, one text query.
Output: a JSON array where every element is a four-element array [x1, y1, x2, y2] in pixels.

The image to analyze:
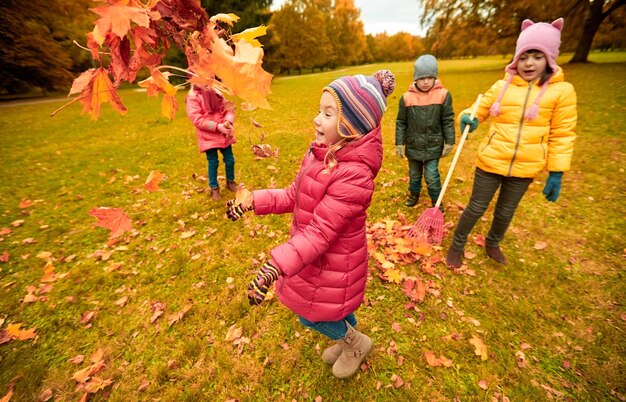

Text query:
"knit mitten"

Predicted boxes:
[[248, 261, 280, 306], [542, 172, 563, 202]]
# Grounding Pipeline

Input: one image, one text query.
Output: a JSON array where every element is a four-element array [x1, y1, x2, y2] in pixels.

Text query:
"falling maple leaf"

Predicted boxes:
[[144, 170, 166, 192], [88, 207, 132, 238], [53, 68, 127, 120], [231, 25, 268, 47], [90, 2, 150, 45], [209, 13, 239, 26], [138, 69, 178, 120]]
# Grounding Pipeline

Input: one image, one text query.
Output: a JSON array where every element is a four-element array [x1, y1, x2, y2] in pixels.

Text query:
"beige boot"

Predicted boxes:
[[322, 324, 358, 364], [332, 324, 373, 379]]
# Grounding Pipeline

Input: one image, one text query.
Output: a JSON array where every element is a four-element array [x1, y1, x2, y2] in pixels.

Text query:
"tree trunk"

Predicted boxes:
[[570, 0, 626, 63]]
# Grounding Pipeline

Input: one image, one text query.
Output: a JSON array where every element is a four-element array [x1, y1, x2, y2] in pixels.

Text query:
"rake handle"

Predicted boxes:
[[434, 94, 483, 208]]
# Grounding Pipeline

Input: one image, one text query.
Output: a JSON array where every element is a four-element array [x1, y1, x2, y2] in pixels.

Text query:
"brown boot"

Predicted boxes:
[[486, 245, 507, 264], [210, 187, 221, 201], [226, 180, 238, 193], [332, 324, 373, 379], [322, 324, 358, 364], [446, 247, 463, 268]]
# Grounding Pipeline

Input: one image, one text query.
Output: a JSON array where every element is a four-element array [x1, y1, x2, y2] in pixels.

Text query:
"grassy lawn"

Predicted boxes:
[[1, 52, 625, 401]]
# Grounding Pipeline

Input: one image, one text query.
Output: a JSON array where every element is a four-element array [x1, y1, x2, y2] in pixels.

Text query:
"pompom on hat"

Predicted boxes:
[[490, 18, 564, 121], [324, 70, 396, 138]]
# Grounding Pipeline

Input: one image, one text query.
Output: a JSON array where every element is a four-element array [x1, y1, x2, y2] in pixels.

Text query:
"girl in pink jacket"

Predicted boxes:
[[226, 70, 395, 379], [185, 85, 238, 201]]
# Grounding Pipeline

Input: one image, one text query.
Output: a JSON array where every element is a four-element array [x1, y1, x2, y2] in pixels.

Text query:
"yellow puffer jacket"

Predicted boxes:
[[459, 68, 577, 178]]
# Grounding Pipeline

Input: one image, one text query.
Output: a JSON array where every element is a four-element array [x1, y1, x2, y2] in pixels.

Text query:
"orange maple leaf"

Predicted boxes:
[[88, 207, 132, 238], [6, 323, 37, 341], [55, 68, 128, 120], [234, 187, 254, 210], [90, 2, 150, 45], [144, 170, 166, 192]]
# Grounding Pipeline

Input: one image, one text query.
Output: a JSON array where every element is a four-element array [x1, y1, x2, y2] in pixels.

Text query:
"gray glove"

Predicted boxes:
[[395, 145, 405, 158], [441, 143, 453, 157]]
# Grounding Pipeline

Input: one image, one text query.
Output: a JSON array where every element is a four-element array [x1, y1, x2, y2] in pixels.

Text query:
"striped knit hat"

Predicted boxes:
[[324, 70, 396, 138]]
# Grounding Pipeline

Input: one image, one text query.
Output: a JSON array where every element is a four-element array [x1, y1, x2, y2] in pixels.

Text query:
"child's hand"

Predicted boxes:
[[441, 143, 453, 157], [217, 122, 232, 136], [460, 114, 479, 134], [543, 172, 563, 202], [248, 261, 280, 306], [226, 187, 254, 221], [395, 145, 405, 158]]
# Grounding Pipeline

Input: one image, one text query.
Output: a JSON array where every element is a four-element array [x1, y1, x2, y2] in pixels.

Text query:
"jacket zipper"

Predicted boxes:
[[278, 146, 314, 297], [507, 81, 534, 176]]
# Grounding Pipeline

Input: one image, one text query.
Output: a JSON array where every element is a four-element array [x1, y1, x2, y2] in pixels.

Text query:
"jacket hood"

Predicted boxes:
[[310, 125, 383, 177]]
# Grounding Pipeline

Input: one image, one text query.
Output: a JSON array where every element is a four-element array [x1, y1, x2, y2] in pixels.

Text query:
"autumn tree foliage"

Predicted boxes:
[[0, 0, 93, 94], [418, 0, 626, 61], [53, 0, 273, 120]]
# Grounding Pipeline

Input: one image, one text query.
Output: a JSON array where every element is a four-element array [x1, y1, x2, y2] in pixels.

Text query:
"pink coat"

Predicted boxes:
[[185, 87, 236, 152], [253, 127, 383, 322]]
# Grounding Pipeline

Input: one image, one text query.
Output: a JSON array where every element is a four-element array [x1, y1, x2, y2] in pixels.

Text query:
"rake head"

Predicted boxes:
[[406, 206, 445, 245]]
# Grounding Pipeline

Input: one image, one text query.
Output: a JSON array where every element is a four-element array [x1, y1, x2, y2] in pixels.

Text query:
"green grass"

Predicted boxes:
[[1, 52, 625, 401]]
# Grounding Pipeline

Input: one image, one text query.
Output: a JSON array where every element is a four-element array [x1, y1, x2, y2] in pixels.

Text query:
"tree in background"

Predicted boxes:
[[326, 0, 369, 67], [370, 33, 424, 62], [418, 0, 626, 61], [0, 0, 93, 94]]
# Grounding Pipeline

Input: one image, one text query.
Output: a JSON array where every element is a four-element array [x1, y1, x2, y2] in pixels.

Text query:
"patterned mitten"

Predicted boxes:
[[248, 261, 281, 306]]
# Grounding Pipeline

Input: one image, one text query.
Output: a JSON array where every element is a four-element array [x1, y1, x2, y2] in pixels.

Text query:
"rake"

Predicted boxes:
[[407, 94, 483, 245]]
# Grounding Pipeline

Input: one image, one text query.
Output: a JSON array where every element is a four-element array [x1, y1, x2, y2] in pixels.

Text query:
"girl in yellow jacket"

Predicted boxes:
[[446, 18, 577, 268]]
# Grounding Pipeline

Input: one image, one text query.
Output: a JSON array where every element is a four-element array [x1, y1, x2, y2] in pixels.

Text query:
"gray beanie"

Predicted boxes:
[[413, 54, 438, 80]]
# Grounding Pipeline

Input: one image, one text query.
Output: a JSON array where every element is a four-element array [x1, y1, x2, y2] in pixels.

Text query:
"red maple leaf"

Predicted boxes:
[[88, 207, 132, 238]]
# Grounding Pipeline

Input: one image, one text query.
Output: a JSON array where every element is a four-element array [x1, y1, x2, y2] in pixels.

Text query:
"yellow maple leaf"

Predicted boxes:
[[210, 13, 240, 26], [231, 25, 268, 48], [384, 268, 405, 284], [138, 69, 179, 120]]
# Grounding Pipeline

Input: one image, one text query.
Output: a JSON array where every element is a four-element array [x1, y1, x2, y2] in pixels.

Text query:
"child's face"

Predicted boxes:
[[415, 77, 436, 92], [516, 51, 548, 82], [314, 91, 341, 146]]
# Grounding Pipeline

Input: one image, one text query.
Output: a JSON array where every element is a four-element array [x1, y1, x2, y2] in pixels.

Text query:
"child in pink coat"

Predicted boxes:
[[226, 70, 396, 379], [186, 85, 238, 200]]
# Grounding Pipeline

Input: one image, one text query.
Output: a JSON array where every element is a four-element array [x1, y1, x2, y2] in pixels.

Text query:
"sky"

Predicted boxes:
[[270, 0, 426, 36]]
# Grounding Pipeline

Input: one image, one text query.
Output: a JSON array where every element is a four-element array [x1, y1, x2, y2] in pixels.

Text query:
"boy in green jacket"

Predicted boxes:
[[395, 54, 455, 208]]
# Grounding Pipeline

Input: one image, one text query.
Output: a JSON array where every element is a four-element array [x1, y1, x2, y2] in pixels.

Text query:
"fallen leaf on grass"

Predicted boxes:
[[469, 334, 489, 361], [19, 199, 33, 209], [144, 170, 166, 192], [533, 241, 548, 250], [6, 323, 37, 340], [167, 303, 193, 326], [478, 380, 489, 390], [115, 296, 128, 307], [424, 351, 453, 367], [88, 207, 132, 238], [0, 227, 11, 235], [225, 324, 242, 342], [0, 251, 8, 263], [69, 355, 85, 364], [81, 311, 96, 324]]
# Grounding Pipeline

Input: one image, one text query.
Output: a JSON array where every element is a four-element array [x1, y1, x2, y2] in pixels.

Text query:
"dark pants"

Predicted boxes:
[[205, 145, 235, 189], [408, 158, 442, 202], [451, 167, 532, 250]]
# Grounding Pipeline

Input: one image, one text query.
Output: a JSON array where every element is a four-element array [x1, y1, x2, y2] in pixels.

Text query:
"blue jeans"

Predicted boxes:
[[298, 313, 357, 340], [205, 145, 235, 189], [408, 158, 442, 201], [451, 167, 532, 250]]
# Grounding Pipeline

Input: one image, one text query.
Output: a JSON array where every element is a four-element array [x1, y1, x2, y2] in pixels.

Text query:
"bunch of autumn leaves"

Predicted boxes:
[[54, 0, 273, 120]]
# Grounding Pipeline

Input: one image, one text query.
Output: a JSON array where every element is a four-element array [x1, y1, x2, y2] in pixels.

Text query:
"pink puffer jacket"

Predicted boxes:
[[253, 127, 383, 322], [185, 86, 236, 152]]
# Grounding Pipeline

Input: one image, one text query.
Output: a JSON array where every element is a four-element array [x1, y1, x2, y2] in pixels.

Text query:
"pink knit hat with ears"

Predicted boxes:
[[490, 18, 564, 121]]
